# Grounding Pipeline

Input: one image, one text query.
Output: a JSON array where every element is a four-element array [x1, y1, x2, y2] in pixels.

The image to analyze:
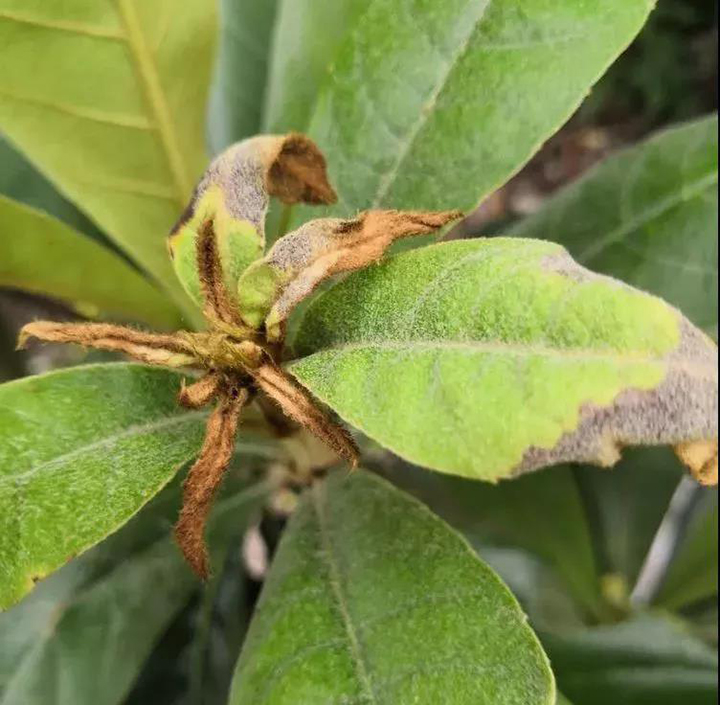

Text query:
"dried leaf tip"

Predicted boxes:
[[238, 207, 463, 339], [675, 439, 718, 486], [267, 133, 337, 206], [174, 388, 248, 579]]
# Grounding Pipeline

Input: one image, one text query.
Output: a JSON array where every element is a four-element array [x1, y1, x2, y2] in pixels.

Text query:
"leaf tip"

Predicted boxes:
[[675, 439, 718, 486], [268, 133, 337, 206]]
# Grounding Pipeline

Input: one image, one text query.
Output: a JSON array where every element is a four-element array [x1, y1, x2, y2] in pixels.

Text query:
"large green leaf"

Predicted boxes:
[[0, 363, 206, 609], [208, 0, 279, 152], [262, 0, 366, 133], [656, 489, 718, 610], [230, 470, 555, 704], [510, 115, 718, 337], [291, 238, 718, 481], [0, 472, 268, 705], [283, 0, 654, 228], [0, 1, 216, 314], [542, 614, 718, 705], [383, 463, 600, 615], [0, 135, 104, 240], [0, 195, 181, 328]]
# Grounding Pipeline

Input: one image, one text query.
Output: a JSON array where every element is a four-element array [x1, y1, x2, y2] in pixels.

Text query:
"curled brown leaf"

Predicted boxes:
[[252, 362, 359, 467], [18, 321, 198, 368], [239, 208, 463, 339], [174, 387, 248, 578]]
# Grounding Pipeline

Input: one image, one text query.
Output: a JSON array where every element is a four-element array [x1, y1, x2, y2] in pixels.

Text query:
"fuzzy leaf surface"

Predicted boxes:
[[285, 0, 654, 227], [0, 473, 268, 705], [0, 0, 216, 312], [510, 115, 718, 337], [262, 0, 365, 133], [384, 463, 600, 615], [0, 363, 206, 609], [230, 470, 554, 704], [292, 238, 718, 480], [0, 195, 181, 328]]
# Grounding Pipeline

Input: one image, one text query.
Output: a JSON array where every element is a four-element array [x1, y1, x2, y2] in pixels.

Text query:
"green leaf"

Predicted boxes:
[[291, 238, 718, 481], [262, 0, 365, 133], [656, 488, 718, 610], [574, 447, 683, 587], [509, 115, 718, 337], [208, 0, 279, 151], [0, 134, 104, 239], [384, 463, 600, 615], [284, 0, 654, 227], [0, 472, 268, 705], [0, 194, 181, 328], [0, 1, 216, 314], [230, 470, 555, 704], [0, 363, 206, 610], [542, 613, 718, 705]]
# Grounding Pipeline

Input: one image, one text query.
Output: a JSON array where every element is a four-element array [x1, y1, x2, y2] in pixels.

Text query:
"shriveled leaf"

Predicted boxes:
[[208, 0, 279, 151], [237, 208, 461, 337], [169, 134, 336, 309], [0, 363, 206, 609], [0, 195, 181, 328], [230, 470, 555, 704], [510, 115, 718, 337], [0, 1, 216, 314], [291, 238, 718, 481], [0, 471, 268, 705], [656, 488, 718, 610], [574, 447, 683, 587], [383, 462, 600, 616], [542, 614, 718, 705], [285, 0, 654, 228], [262, 0, 365, 133]]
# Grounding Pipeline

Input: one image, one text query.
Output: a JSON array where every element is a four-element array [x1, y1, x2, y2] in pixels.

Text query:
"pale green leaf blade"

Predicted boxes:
[[656, 489, 718, 610], [291, 238, 718, 481], [542, 614, 718, 705], [262, 0, 365, 133], [510, 115, 719, 336], [230, 470, 555, 704], [208, 0, 279, 151], [0, 194, 181, 328], [0, 363, 206, 609], [0, 474, 268, 705], [0, 1, 216, 313], [287, 0, 654, 227]]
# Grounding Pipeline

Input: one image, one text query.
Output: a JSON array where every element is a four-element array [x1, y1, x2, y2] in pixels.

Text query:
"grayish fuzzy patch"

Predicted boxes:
[[514, 316, 718, 475], [267, 217, 346, 271], [198, 136, 271, 233]]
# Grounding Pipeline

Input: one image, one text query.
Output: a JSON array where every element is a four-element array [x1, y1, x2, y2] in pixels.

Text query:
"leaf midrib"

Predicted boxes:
[[2, 411, 205, 484], [114, 0, 192, 206], [370, 0, 493, 207], [297, 339, 683, 365]]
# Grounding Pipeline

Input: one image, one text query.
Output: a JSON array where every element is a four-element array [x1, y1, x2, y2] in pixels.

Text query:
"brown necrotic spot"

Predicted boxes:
[[174, 386, 248, 579], [267, 133, 337, 205]]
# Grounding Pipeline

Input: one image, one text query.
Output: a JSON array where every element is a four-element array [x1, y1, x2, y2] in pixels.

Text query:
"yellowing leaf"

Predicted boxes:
[[0, 194, 181, 328], [0, 0, 216, 316], [291, 239, 718, 481]]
